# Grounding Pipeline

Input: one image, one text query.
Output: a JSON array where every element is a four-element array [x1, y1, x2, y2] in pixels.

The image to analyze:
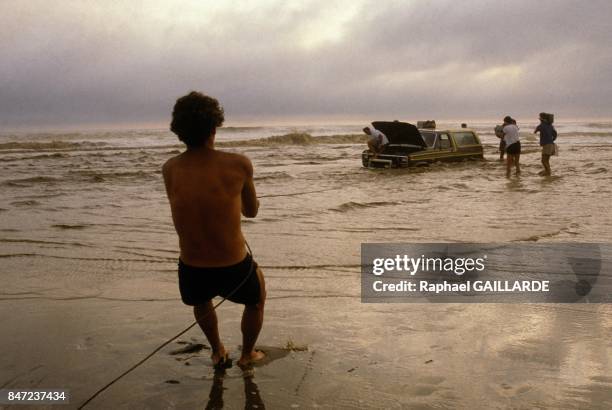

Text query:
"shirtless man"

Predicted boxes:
[[162, 91, 266, 369]]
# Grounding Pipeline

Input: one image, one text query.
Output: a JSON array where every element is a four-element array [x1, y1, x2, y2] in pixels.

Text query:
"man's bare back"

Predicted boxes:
[[162, 145, 259, 267], [164, 91, 265, 369]]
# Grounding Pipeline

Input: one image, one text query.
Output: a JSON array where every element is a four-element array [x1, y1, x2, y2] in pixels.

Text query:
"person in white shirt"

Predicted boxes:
[[502, 116, 521, 178], [363, 126, 389, 156]]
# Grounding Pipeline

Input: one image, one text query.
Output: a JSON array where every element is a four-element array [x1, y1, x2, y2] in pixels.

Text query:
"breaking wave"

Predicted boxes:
[[219, 132, 364, 147]]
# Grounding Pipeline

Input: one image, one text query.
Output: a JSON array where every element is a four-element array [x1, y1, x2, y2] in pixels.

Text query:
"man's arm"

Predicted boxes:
[[240, 156, 259, 218], [534, 124, 541, 134]]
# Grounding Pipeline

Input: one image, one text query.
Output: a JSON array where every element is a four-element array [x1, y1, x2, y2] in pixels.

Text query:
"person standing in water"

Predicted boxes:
[[495, 125, 506, 161], [534, 113, 557, 176], [162, 91, 266, 370], [502, 116, 521, 178]]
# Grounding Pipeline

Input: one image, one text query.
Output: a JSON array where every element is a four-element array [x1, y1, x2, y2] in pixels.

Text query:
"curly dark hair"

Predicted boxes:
[[170, 91, 225, 148]]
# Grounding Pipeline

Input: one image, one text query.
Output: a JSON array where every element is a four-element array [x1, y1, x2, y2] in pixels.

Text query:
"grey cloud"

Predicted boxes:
[[1, 0, 611, 128]]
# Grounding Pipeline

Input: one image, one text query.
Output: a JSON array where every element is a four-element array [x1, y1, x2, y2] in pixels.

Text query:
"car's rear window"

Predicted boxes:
[[454, 132, 478, 146]]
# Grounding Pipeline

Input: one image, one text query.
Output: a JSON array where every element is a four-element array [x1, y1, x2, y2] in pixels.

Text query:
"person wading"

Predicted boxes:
[[502, 116, 521, 178], [534, 113, 558, 176]]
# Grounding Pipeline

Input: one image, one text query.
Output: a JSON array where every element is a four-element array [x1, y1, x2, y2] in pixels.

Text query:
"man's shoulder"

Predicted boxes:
[[214, 149, 246, 160], [162, 153, 182, 174], [216, 150, 253, 175], [217, 150, 251, 165]]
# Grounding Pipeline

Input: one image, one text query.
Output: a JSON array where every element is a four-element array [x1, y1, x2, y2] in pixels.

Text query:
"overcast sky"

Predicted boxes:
[[1, 0, 611, 129]]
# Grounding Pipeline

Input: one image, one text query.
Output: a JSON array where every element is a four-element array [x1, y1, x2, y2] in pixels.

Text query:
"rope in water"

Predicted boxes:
[[78, 241, 256, 409]]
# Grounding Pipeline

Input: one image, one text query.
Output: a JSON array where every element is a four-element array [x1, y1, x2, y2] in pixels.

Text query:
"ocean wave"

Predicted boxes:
[[584, 167, 608, 175], [254, 171, 294, 182], [68, 169, 158, 182], [562, 131, 612, 137], [513, 230, 565, 242], [330, 201, 400, 212], [583, 122, 612, 129], [220, 126, 266, 132], [0, 152, 69, 162], [0, 140, 107, 151], [10, 200, 41, 207], [258, 188, 337, 198], [2, 171, 157, 186], [218, 132, 364, 147], [2, 176, 60, 187], [51, 224, 92, 230]]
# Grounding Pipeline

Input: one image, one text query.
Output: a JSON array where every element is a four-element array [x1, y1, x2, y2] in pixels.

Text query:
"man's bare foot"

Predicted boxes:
[[237, 350, 266, 369], [211, 346, 231, 369]]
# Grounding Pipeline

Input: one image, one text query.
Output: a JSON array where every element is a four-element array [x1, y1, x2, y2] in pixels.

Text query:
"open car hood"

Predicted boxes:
[[372, 121, 427, 149]]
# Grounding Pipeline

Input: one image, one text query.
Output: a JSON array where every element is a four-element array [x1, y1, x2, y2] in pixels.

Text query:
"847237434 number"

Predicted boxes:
[[1, 389, 70, 405]]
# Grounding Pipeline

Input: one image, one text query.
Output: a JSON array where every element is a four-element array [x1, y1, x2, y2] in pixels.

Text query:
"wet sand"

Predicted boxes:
[[1, 123, 612, 408], [2, 291, 611, 408]]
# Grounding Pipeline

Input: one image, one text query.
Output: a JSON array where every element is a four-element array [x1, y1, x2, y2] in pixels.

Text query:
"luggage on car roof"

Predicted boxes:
[[417, 120, 436, 129]]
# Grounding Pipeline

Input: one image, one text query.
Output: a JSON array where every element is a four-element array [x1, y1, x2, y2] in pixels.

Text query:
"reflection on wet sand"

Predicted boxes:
[[205, 368, 265, 410], [198, 346, 291, 409], [205, 370, 225, 410]]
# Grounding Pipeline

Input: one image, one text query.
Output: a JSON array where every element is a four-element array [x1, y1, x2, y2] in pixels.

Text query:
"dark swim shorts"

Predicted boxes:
[[506, 141, 521, 155], [178, 254, 261, 306]]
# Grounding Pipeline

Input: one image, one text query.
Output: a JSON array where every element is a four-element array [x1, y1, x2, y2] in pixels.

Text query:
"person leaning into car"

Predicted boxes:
[[363, 125, 389, 157]]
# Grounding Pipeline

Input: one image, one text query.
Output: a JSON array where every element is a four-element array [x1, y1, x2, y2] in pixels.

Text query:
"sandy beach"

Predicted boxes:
[[1, 122, 612, 409]]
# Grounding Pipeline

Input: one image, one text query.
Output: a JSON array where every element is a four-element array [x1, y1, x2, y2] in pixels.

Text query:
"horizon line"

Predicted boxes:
[[2, 116, 611, 134]]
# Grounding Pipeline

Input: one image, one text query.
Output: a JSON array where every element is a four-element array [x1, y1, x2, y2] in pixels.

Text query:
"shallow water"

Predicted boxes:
[[1, 121, 611, 408]]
